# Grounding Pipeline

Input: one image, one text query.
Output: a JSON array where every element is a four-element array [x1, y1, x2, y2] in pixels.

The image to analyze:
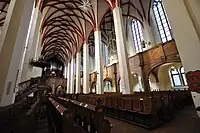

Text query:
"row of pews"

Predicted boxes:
[[64, 90, 193, 129], [51, 96, 111, 133], [0, 96, 38, 133]]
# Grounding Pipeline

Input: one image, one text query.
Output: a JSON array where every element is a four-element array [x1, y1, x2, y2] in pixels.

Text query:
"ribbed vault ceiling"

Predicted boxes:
[[0, 0, 152, 63], [40, 0, 96, 63], [39, 0, 152, 63]]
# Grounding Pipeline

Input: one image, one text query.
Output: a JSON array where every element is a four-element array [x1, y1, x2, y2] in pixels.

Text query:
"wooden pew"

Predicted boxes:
[[52, 97, 111, 133], [73, 90, 192, 129]]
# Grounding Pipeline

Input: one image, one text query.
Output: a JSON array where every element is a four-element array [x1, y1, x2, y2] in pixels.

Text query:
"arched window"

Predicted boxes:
[[180, 66, 188, 86], [104, 44, 109, 65], [105, 81, 111, 92], [170, 67, 182, 87], [152, 0, 172, 43], [131, 19, 144, 52]]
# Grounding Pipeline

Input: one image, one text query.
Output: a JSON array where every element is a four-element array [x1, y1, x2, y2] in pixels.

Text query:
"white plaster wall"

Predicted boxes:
[[149, 9, 162, 44], [20, 7, 36, 82], [132, 74, 143, 92], [186, 0, 200, 39], [0, 0, 35, 106], [149, 63, 183, 91]]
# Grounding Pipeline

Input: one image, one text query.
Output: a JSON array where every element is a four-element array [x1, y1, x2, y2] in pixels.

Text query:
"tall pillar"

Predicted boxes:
[[0, 0, 35, 106], [94, 30, 103, 94], [163, 0, 200, 116], [20, 6, 42, 82], [67, 62, 71, 93], [76, 52, 81, 93], [83, 43, 90, 93], [112, 7, 133, 94], [64, 64, 67, 78], [126, 18, 135, 56], [102, 44, 106, 66], [70, 58, 75, 94], [31, 33, 42, 78]]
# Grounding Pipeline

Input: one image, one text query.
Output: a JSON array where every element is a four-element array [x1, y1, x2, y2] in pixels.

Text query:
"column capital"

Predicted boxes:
[[82, 37, 87, 44], [94, 30, 101, 34], [76, 51, 81, 55], [104, 0, 119, 10], [83, 42, 89, 46], [68, 60, 71, 64], [94, 28, 101, 32]]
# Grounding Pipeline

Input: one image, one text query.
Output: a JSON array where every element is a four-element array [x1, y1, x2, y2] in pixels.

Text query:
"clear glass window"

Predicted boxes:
[[131, 19, 144, 52], [153, 0, 173, 43]]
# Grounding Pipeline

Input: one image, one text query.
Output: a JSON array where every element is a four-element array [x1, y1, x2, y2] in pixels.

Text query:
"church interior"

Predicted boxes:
[[0, 0, 200, 133]]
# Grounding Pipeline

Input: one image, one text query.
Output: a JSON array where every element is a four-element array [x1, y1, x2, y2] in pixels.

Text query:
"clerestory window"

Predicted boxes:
[[131, 19, 144, 52], [152, 0, 172, 43]]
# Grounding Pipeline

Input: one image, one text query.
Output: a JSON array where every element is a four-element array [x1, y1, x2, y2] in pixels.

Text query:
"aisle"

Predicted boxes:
[[106, 106, 200, 133]]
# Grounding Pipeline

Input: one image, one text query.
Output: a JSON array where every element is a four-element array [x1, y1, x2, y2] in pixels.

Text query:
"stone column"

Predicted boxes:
[[83, 43, 90, 93], [94, 30, 103, 94], [102, 44, 106, 66], [64, 64, 67, 79], [112, 7, 133, 94], [67, 62, 71, 93], [163, 0, 200, 116], [0, 0, 35, 106], [70, 57, 75, 94], [76, 52, 81, 94], [20, 6, 42, 82], [31, 33, 43, 77]]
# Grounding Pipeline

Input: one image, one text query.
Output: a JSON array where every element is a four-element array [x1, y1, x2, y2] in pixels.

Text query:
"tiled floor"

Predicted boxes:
[[106, 106, 200, 133]]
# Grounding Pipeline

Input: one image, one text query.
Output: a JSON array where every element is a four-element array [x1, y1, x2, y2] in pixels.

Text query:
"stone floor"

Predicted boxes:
[[106, 106, 200, 133]]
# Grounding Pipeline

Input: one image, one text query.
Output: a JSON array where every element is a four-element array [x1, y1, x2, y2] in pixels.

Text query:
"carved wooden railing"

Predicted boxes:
[[18, 77, 41, 92], [129, 40, 181, 77], [102, 40, 181, 91]]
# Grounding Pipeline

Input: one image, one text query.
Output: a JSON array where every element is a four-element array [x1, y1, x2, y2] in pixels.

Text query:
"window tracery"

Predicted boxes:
[[170, 66, 188, 87], [180, 66, 187, 86], [131, 19, 144, 52], [152, 0, 172, 43]]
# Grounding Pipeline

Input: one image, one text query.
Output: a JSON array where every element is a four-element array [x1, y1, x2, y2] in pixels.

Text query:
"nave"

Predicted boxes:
[[0, 78, 200, 133], [0, 0, 200, 133]]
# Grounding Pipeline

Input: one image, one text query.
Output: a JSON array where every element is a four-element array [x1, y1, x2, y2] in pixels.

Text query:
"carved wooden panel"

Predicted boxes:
[[163, 41, 180, 61], [90, 72, 97, 83], [143, 45, 165, 65], [129, 54, 141, 72], [108, 65, 114, 77], [103, 66, 108, 79]]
